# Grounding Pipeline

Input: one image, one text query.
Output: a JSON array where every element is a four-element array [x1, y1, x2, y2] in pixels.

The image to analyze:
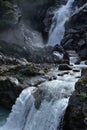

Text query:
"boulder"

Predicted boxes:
[[0, 77, 23, 109], [59, 64, 72, 70], [33, 89, 45, 109]]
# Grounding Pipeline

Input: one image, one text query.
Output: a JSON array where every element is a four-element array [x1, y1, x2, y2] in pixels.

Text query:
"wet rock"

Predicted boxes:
[[61, 3, 87, 61], [79, 48, 87, 59], [75, 61, 80, 65], [0, 77, 23, 109], [63, 69, 87, 130], [78, 40, 85, 47], [18, 0, 56, 35], [58, 71, 69, 76], [65, 3, 87, 31], [73, 69, 80, 72], [0, 40, 67, 64], [59, 64, 72, 70], [53, 45, 64, 53], [19, 67, 39, 76], [73, 0, 87, 8], [39, 70, 45, 75], [81, 68, 87, 76], [48, 76, 57, 81], [28, 76, 46, 87], [63, 39, 74, 49], [58, 73, 64, 76], [85, 61, 87, 65], [33, 89, 45, 109], [84, 118, 87, 126]]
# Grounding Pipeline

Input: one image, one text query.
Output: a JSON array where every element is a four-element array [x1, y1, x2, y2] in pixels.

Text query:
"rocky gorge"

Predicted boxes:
[[0, 0, 87, 130]]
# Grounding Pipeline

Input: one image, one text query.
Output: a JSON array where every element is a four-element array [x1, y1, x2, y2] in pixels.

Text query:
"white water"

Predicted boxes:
[[68, 50, 80, 65], [0, 87, 37, 130], [48, 0, 74, 46], [0, 67, 81, 130]]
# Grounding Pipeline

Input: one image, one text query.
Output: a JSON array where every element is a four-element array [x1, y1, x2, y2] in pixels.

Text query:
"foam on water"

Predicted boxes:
[[0, 67, 81, 130]]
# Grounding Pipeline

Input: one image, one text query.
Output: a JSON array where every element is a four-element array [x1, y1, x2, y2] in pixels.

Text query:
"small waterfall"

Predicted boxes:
[[48, 0, 74, 46], [0, 87, 37, 130], [67, 50, 80, 65], [0, 68, 81, 130]]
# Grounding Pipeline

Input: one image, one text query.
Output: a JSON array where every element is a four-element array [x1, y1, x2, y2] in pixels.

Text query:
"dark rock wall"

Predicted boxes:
[[73, 0, 87, 8], [61, 3, 87, 60], [17, 0, 57, 33], [63, 69, 87, 130]]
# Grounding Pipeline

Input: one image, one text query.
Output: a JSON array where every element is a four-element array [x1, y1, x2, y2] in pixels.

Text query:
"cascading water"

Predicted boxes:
[[0, 0, 82, 130], [0, 67, 81, 130], [48, 0, 74, 46]]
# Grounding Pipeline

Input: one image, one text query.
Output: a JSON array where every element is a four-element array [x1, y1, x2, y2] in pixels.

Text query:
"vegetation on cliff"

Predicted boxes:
[[0, 0, 15, 29]]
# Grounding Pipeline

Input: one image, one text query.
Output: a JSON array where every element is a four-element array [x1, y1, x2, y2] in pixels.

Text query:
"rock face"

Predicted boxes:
[[63, 68, 87, 130], [0, 0, 57, 45], [0, 77, 23, 109], [17, 0, 57, 33], [61, 3, 87, 60], [73, 0, 87, 8], [0, 40, 69, 64]]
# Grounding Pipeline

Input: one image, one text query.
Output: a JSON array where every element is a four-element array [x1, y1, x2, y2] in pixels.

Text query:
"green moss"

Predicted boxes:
[[84, 113, 87, 117], [78, 92, 87, 102], [24, 67, 39, 76], [12, 65, 22, 72], [25, 63, 34, 68], [2, 1, 13, 9], [0, 0, 14, 28], [77, 76, 87, 85]]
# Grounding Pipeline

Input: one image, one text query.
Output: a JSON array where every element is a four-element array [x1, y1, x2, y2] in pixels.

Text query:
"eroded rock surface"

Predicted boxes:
[[63, 68, 87, 130]]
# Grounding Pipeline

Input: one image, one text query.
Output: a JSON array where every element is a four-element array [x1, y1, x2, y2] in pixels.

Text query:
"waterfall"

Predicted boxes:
[[48, 0, 74, 46], [0, 68, 81, 130], [0, 87, 37, 130]]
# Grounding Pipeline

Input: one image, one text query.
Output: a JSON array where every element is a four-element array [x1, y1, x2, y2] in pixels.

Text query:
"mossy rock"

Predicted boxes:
[[78, 92, 87, 102], [76, 76, 87, 86], [12, 64, 23, 72], [0, 0, 15, 28]]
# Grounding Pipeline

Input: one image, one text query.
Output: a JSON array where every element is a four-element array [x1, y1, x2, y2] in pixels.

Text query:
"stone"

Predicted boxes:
[[73, 69, 80, 72], [63, 69, 87, 130], [58, 71, 69, 76], [0, 76, 23, 109], [33, 89, 45, 109], [63, 39, 74, 49], [79, 48, 87, 59], [39, 70, 45, 75], [59, 64, 72, 70], [78, 40, 85, 47]]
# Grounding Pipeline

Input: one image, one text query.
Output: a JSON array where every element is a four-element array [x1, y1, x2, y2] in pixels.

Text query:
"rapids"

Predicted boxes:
[[0, 66, 81, 130]]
